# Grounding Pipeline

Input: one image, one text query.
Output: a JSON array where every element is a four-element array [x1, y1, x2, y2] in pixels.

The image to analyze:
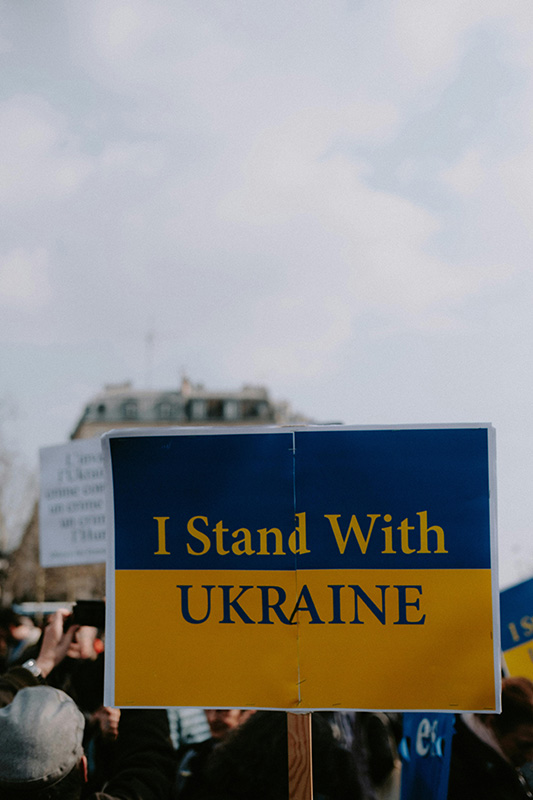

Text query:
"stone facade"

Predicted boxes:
[[5, 379, 306, 603]]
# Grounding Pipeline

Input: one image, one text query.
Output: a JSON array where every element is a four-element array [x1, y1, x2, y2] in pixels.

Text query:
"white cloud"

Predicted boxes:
[[0, 96, 93, 207], [389, 0, 501, 75], [222, 119, 510, 337], [500, 149, 533, 232], [0, 33, 12, 53], [0, 2, 13, 53], [65, 0, 241, 102], [441, 149, 487, 196], [1, 1, 533, 591], [0, 247, 52, 310]]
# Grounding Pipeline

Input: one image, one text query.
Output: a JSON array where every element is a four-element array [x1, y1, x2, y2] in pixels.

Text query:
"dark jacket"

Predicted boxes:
[[194, 711, 364, 800], [447, 715, 533, 800], [0, 667, 174, 800], [174, 737, 216, 799]]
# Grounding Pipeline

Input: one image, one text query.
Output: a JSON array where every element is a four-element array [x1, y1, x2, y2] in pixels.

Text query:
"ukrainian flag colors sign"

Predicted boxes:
[[102, 424, 500, 711], [500, 578, 533, 678]]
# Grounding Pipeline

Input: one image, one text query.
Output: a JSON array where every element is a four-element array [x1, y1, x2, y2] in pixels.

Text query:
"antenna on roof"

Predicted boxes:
[[145, 328, 155, 389]]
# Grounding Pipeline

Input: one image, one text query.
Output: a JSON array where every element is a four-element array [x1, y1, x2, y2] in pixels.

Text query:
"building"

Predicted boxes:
[[5, 379, 307, 603], [71, 377, 300, 439]]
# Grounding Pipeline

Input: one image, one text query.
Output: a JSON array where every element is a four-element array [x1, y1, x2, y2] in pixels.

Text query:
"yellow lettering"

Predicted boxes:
[[381, 515, 395, 554], [154, 516, 170, 555], [508, 622, 520, 642], [214, 520, 229, 555], [186, 516, 211, 555], [398, 518, 416, 554], [232, 528, 255, 555], [257, 527, 286, 556], [417, 511, 447, 554], [325, 514, 381, 555], [288, 513, 310, 555]]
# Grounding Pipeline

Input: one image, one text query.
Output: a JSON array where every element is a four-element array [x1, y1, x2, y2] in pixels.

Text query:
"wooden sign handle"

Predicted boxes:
[[287, 712, 313, 800]]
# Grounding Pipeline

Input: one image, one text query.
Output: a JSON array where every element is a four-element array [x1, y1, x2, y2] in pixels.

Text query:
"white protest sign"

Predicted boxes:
[[39, 438, 106, 566]]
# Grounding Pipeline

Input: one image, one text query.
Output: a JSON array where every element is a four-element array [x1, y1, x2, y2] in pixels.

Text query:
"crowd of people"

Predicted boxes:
[[1, 605, 533, 799]]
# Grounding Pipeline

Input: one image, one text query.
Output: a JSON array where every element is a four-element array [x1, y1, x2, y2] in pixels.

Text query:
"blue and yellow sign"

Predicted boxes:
[[500, 577, 533, 678], [102, 425, 499, 711]]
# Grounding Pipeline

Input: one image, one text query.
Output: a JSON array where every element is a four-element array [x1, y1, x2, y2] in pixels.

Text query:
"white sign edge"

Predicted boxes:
[[101, 421, 499, 712]]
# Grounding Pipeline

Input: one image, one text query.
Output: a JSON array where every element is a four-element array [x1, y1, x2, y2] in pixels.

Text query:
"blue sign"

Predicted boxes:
[[400, 713, 455, 800], [110, 426, 492, 571], [500, 577, 533, 678], [501, 578, 533, 651]]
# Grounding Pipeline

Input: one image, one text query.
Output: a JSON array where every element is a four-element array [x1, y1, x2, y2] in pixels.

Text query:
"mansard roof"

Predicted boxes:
[[70, 378, 302, 438]]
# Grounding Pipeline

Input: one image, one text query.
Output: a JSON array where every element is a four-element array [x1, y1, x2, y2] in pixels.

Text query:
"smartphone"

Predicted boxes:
[[64, 600, 106, 631]]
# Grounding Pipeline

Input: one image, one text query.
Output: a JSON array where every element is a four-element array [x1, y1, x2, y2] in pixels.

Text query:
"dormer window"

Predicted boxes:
[[206, 399, 224, 419], [224, 400, 239, 420], [257, 402, 270, 420], [122, 399, 138, 420], [157, 401, 181, 420], [158, 402, 172, 419], [190, 400, 206, 420]]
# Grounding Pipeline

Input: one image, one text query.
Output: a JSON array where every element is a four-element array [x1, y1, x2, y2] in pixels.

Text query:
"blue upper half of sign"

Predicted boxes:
[[500, 578, 533, 651], [108, 427, 492, 571]]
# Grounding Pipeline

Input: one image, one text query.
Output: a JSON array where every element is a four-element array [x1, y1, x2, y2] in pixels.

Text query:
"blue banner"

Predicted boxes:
[[501, 578, 533, 652], [500, 577, 533, 678], [400, 713, 455, 800]]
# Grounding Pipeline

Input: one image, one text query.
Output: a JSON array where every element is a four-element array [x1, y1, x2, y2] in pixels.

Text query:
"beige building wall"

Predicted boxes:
[[4, 380, 307, 603]]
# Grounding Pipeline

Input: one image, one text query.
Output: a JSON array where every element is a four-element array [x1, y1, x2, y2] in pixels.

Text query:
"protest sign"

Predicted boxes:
[[102, 424, 499, 711], [399, 712, 455, 800], [500, 577, 533, 678], [39, 438, 106, 567]]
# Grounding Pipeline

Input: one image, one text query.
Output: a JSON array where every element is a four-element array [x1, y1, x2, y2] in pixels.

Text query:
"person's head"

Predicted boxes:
[[10, 615, 38, 642], [0, 686, 86, 799], [204, 710, 363, 800], [488, 677, 533, 766], [0, 608, 23, 645], [205, 708, 255, 740]]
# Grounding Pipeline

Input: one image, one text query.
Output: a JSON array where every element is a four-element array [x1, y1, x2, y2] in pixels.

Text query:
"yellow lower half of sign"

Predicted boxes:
[[113, 567, 497, 710], [503, 641, 533, 680]]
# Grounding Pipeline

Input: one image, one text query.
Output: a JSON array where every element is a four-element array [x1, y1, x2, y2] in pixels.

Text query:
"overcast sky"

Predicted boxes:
[[1, 1, 533, 587]]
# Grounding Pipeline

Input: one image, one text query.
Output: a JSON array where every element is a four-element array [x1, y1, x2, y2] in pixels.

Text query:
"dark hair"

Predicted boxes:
[[493, 677, 533, 735], [201, 711, 363, 800], [0, 607, 22, 632], [0, 762, 83, 800]]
